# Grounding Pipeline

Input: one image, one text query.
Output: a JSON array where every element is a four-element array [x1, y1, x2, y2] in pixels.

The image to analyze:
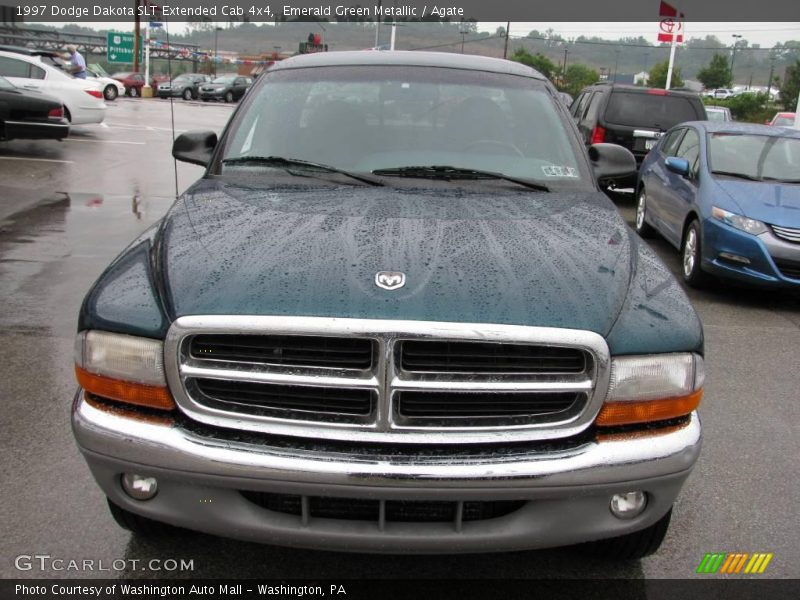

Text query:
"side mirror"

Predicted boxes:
[[588, 143, 637, 182], [172, 131, 217, 167], [665, 156, 691, 177]]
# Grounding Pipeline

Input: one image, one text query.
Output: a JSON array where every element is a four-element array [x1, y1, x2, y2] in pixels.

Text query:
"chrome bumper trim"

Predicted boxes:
[[73, 391, 701, 490]]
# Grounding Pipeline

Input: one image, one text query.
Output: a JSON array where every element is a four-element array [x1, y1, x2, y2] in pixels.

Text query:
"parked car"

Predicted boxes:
[[704, 105, 732, 122], [198, 75, 253, 102], [73, 51, 704, 559], [637, 121, 800, 287], [571, 83, 707, 187], [709, 88, 737, 100], [86, 64, 125, 101], [0, 75, 69, 141], [111, 71, 146, 97], [156, 73, 212, 100], [767, 112, 796, 127], [0, 50, 105, 124]]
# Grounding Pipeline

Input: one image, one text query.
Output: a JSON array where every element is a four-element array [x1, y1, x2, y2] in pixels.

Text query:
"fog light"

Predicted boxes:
[[610, 491, 647, 519], [121, 473, 158, 500]]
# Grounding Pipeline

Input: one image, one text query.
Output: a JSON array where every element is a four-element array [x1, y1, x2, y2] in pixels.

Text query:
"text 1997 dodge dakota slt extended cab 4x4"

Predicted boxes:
[[72, 51, 704, 559]]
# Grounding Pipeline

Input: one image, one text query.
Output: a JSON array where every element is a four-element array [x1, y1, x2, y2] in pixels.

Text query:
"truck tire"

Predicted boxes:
[[107, 499, 175, 537], [580, 508, 672, 560]]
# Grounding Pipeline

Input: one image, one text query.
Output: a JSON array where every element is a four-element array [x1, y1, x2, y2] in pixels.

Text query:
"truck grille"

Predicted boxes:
[[241, 491, 525, 525], [166, 317, 610, 444], [190, 334, 373, 370], [771, 225, 800, 244], [773, 257, 800, 279], [401, 340, 586, 373]]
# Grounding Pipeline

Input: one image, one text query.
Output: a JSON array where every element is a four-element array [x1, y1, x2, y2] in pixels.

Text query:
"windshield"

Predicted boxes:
[[709, 133, 800, 181], [705, 108, 728, 122], [0, 75, 14, 90], [89, 63, 109, 77], [773, 115, 795, 127], [213, 76, 236, 84], [605, 92, 702, 129], [220, 65, 589, 188]]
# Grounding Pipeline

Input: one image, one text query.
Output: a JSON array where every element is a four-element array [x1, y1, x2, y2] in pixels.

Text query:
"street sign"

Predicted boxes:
[[107, 32, 142, 64]]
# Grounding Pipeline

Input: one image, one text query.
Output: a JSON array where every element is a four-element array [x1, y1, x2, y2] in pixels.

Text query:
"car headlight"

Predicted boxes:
[[74, 331, 174, 410], [596, 353, 704, 426], [712, 206, 768, 235]]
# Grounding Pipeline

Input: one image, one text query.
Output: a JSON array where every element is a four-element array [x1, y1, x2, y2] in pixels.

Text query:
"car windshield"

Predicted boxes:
[[89, 63, 109, 77], [708, 133, 800, 181], [605, 92, 701, 129], [0, 75, 15, 90], [221, 65, 588, 188], [705, 109, 727, 122], [774, 115, 795, 127], [213, 76, 236, 84]]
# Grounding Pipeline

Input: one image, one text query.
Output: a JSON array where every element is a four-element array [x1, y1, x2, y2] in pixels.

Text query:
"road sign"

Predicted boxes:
[[107, 32, 142, 64]]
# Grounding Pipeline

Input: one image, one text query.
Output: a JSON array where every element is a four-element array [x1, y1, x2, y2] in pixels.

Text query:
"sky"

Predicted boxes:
[[41, 22, 800, 48]]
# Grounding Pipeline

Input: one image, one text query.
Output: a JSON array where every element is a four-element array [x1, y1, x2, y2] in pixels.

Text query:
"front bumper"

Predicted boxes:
[[156, 88, 186, 98], [702, 217, 800, 287], [73, 391, 702, 553]]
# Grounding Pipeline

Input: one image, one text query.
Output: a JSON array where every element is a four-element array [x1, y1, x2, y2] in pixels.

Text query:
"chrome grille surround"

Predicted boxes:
[[165, 316, 611, 444], [771, 225, 800, 244]]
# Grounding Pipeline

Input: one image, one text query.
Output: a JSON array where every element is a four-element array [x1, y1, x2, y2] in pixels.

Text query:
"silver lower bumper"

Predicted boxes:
[[72, 391, 702, 553]]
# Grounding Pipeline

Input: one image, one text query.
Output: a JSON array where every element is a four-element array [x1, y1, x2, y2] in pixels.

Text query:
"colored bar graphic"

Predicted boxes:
[[699, 552, 773, 574]]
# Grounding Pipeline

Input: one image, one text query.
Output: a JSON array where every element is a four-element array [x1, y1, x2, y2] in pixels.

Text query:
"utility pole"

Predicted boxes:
[[133, 0, 141, 72], [374, 1, 382, 47], [766, 58, 775, 99], [503, 21, 510, 59], [213, 26, 223, 77], [562, 47, 568, 89], [613, 49, 620, 82], [730, 34, 742, 86]]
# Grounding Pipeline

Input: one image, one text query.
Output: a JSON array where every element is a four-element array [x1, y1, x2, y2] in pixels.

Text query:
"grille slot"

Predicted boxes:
[[190, 334, 373, 370], [240, 491, 525, 524], [771, 225, 800, 244], [396, 391, 581, 424], [400, 340, 586, 373], [192, 378, 374, 420], [773, 257, 800, 279]]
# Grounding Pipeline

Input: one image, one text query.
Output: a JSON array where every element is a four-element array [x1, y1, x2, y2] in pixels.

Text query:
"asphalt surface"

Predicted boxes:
[[0, 99, 798, 580]]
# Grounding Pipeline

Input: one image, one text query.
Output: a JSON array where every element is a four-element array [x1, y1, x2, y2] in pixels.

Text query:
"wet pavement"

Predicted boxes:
[[0, 99, 798, 580]]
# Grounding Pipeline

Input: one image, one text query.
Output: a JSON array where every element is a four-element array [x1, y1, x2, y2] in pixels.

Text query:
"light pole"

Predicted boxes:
[[459, 20, 469, 54], [730, 34, 743, 86], [613, 49, 620, 82], [213, 26, 223, 77]]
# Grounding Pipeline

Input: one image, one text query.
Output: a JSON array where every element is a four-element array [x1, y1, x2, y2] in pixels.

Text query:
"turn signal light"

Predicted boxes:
[[76, 366, 175, 410], [596, 389, 703, 426]]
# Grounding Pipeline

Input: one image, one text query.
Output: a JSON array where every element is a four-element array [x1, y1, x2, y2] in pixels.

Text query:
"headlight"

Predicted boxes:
[[74, 331, 174, 410], [596, 353, 704, 426], [712, 206, 768, 235]]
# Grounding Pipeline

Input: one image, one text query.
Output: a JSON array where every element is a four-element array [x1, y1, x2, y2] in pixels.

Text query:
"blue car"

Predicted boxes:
[[636, 121, 800, 287]]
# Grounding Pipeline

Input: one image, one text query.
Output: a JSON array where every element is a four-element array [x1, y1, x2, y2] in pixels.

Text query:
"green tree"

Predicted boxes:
[[779, 60, 800, 111], [697, 53, 732, 89], [509, 48, 557, 80], [564, 64, 599, 97], [649, 60, 683, 89]]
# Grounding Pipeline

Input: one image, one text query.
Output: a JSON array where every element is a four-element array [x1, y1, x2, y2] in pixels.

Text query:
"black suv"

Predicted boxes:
[[571, 83, 707, 187]]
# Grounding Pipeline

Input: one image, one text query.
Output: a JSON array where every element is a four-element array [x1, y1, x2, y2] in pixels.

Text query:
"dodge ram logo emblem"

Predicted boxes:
[[375, 271, 406, 290]]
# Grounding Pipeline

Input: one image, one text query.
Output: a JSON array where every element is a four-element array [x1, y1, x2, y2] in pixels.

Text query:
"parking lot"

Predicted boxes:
[[0, 98, 798, 580]]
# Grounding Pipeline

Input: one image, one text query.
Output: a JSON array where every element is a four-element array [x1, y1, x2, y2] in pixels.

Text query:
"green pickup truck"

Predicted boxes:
[[72, 51, 704, 558]]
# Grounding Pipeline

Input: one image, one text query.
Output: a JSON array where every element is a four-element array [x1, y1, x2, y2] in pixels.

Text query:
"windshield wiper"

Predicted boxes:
[[711, 170, 762, 181], [372, 165, 550, 192], [222, 156, 383, 187]]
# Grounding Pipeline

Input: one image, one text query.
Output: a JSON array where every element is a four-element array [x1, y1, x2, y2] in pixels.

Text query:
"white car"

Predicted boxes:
[[86, 64, 126, 101], [0, 50, 106, 124]]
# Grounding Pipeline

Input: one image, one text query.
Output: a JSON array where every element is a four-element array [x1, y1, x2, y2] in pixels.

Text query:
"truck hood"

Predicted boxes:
[[157, 179, 635, 336]]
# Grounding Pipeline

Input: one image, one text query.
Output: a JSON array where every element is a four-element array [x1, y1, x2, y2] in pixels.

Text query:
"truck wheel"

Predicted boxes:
[[635, 187, 655, 238], [682, 220, 711, 288], [107, 499, 174, 537], [580, 508, 672, 560]]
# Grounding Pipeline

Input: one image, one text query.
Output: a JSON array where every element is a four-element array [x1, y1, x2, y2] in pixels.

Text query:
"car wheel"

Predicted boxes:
[[129, 86, 139, 98], [682, 220, 710, 288], [104, 85, 118, 101], [580, 509, 672, 560], [635, 187, 655, 238], [225, 91, 234, 103], [107, 499, 175, 537], [183, 88, 193, 101]]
